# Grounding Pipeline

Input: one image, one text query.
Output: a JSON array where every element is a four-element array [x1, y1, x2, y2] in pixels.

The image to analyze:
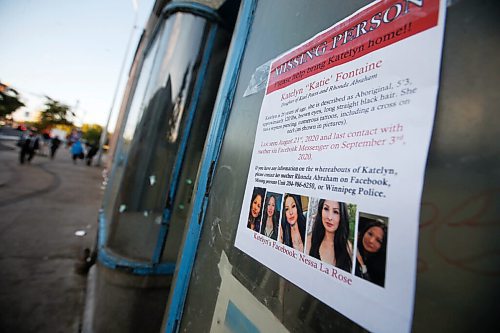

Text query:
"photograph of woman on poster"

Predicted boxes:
[[247, 187, 265, 232], [355, 215, 388, 287], [280, 194, 307, 252], [307, 199, 353, 272], [260, 193, 281, 240]]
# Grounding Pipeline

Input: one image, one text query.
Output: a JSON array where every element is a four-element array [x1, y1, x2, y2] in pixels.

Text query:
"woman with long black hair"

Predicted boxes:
[[260, 194, 280, 240], [280, 194, 306, 252], [307, 199, 352, 272], [355, 219, 388, 287], [247, 188, 264, 232]]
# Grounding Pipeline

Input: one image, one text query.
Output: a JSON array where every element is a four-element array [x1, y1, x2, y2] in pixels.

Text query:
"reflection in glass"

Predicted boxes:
[[105, 13, 211, 261], [102, 32, 160, 225]]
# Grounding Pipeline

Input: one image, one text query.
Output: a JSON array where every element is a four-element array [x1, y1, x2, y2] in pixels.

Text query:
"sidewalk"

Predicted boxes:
[[0, 141, 104, 332]]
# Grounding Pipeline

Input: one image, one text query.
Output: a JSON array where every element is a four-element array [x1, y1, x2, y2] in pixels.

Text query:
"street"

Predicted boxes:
[[0, 130, 103, 332]]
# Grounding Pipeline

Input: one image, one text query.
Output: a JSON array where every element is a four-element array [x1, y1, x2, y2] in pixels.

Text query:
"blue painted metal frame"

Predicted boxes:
[[152, 23, 219, 264], [164, 0, 257, 331], [98, 210, 175, 275], [97, 2, 221, 275], [162, 1, 222, 23]]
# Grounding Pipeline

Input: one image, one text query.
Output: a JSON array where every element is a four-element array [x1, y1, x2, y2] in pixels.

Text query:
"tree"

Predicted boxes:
[[38, 97, 73, 129], [81, 123, 102, 144], [0, 83, 25, 118]]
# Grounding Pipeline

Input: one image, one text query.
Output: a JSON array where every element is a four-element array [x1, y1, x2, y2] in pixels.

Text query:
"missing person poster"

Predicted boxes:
[[234, 0, 446, 332]]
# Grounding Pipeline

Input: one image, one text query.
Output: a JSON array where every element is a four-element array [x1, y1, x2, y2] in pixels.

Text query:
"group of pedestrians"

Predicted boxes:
[[70, 139, 98, 165], [17, 130, 98, 166]]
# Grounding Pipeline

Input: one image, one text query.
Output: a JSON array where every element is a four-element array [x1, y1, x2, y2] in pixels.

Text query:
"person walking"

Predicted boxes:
[[70, 139, 84, 164], [19, 131, 40, 164], [85, 142, 99, 166], [50, 136, 61, 159]]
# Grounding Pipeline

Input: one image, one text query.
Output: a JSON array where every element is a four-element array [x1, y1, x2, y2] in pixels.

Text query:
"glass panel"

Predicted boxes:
[[102, 32, 160, 227], [106, 12, 212, 261], [179, 1, 500, 333], [160, 24, 231, 262]]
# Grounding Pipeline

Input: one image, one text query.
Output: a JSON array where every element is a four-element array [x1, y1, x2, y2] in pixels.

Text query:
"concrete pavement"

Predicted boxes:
[[0, 140, 103, 332]]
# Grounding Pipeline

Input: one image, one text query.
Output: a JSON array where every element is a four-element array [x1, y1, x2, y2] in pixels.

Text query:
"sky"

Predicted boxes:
[[0, 0, 155, 130]]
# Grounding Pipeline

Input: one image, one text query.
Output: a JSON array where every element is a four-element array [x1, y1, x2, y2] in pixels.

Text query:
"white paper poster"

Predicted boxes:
[[234, 0, 446, 332]]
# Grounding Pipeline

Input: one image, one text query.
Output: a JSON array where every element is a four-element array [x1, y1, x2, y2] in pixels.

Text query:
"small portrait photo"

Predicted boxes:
[[247, 187, 266, 232], [354, 212, 389, 287], [260, 192, 282, 240], [279, 193, 309, 252], [305, 198, 357, 273]]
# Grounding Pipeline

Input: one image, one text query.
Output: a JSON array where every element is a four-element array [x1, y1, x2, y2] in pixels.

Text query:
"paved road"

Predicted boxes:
[[0, 139, 103, 332]]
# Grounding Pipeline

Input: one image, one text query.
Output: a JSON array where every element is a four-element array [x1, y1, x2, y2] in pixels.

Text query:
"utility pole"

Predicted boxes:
[[96, 5, 139, 167]]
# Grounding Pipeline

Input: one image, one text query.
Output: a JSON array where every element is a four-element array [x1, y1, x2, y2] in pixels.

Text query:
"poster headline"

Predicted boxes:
[[267, 0, 439, 94]]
